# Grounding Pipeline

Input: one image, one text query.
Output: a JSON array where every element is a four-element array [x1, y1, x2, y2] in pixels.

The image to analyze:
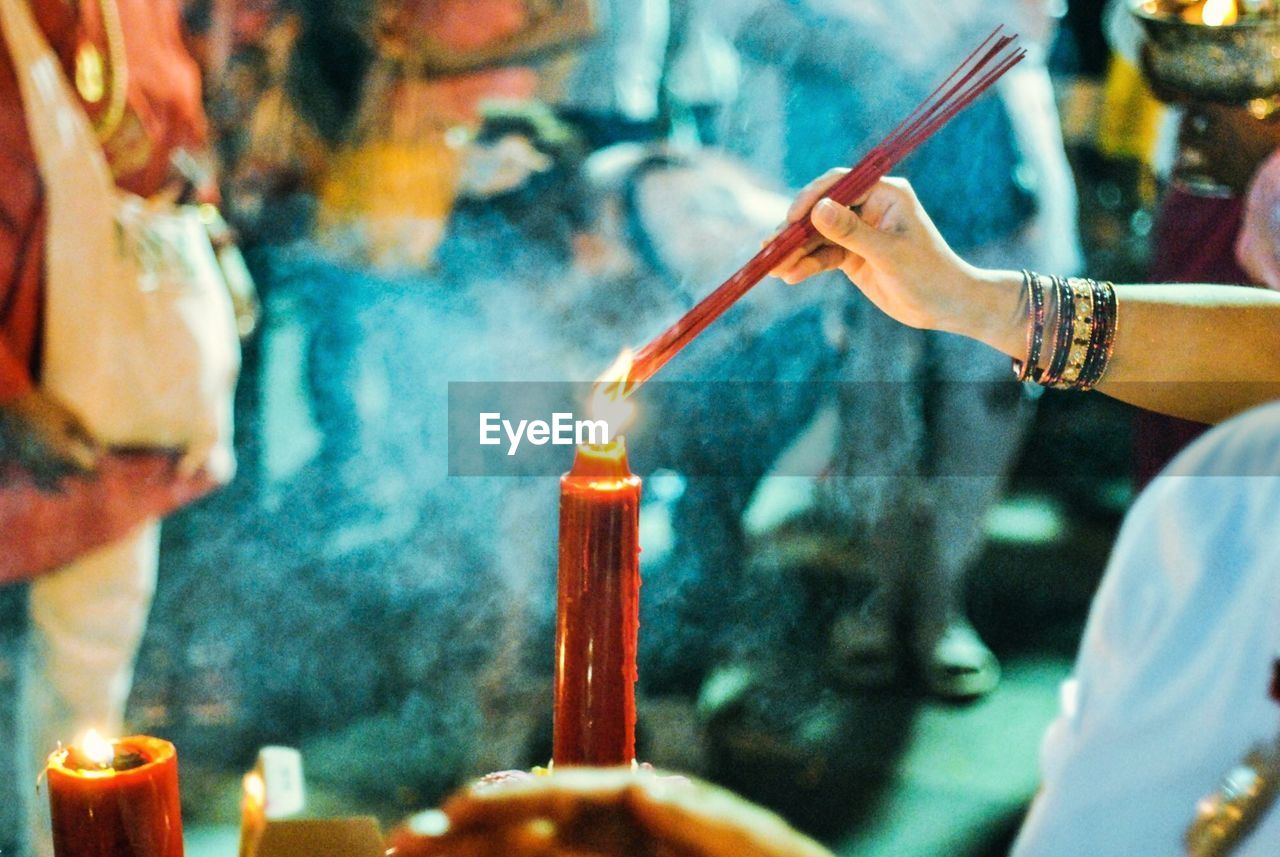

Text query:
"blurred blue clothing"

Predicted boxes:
[[764, 0, 1035, 252]]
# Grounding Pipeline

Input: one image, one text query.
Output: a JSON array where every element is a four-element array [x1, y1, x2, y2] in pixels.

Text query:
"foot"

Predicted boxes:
[[919, 622, 1000, 701]]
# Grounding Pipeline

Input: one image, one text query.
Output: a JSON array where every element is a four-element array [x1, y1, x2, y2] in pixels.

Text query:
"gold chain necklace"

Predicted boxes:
[[71, 0, 128, 141]]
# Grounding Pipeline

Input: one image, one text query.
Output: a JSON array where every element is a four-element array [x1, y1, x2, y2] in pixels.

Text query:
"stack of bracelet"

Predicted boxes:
[[1013, 271, 1118, 391]]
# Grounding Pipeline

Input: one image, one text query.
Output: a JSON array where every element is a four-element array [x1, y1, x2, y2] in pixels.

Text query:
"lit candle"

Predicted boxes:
[[46, 732, 184, 857], [553, 438, 642, 767], [238, 771, 266, 857]]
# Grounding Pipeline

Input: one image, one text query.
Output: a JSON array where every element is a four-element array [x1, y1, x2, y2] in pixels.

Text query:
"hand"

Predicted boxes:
[[0, 390, 101, 489], [389, 767, 834, 857], [769, 171, 1024, 353]]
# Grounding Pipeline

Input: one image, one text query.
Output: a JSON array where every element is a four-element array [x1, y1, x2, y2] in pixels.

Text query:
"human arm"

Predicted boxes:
[[770, 170, 1280, 424]]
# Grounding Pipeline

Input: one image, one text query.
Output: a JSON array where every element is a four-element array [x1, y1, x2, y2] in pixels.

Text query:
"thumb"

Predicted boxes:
[[811, 198, 894, 262]]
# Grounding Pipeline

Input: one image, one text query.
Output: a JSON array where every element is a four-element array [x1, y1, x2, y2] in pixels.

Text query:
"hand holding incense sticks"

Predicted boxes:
[[611, 27, 1026, 397]]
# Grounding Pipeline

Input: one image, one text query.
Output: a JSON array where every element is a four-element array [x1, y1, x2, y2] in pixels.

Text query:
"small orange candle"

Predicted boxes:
[[46, 732, 184, 857], [238, 771, 266, 857]]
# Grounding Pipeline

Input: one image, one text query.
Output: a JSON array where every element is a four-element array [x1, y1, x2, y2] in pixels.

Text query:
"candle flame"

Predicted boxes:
[[1201, 0, 1238, 25], [244, 771, 266, 808], [77, 729, 115, 769], [589, 349, 638, 442]]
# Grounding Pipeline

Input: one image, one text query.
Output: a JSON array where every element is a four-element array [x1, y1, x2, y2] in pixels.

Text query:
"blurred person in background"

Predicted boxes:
[[0, 0, 224, 855], [715, 0, 1081, 700], [1133, 103, 1280, 485], [1113, 0, 1280, 487], [146, 5, 563, 801]]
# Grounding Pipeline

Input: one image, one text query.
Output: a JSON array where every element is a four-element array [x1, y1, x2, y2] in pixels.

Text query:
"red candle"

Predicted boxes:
[[553, 439, 642, 767], [46, 732, 184, 857]]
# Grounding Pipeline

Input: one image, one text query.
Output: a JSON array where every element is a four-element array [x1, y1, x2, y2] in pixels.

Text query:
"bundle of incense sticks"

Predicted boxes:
[[616, 26, 1026, 396]]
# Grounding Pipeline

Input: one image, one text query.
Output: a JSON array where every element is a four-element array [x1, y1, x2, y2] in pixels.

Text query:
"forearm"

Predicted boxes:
[[1100, 285, 1280, 422], [951, 270, 1280, 423]]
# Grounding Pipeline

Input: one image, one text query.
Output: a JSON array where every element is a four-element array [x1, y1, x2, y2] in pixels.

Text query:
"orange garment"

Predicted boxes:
[[0, 0, 205, 401]]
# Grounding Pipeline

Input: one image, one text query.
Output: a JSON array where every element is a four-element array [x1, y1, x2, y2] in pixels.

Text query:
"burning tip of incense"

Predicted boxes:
[[594, 348, 636, 398], [589, 349, 638, 440]]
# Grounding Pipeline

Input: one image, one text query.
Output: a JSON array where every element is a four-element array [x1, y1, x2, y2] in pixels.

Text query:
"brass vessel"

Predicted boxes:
[[1130, 0, 1280, 104]]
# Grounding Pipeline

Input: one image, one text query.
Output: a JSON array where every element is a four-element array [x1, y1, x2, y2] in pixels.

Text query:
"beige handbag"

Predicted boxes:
[[0, 0, 240, 481]]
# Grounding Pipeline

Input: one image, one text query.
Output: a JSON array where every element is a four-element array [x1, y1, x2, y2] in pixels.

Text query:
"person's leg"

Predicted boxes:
[[912, 332, 1034, 698], [22, 522, 161, 857], [818, 304, 927, 686]]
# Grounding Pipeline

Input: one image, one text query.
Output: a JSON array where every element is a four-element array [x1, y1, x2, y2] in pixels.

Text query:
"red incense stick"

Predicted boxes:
[[620, 27, 1026, 395]]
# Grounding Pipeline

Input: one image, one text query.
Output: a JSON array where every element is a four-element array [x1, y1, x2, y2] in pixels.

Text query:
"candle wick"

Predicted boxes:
[[111, 750, 148, 771]]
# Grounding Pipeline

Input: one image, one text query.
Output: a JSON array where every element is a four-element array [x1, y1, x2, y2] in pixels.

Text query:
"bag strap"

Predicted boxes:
[[0, 0, 138, 405]]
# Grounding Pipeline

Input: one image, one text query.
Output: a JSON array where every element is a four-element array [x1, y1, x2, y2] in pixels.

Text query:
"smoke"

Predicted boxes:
[[123, 129, 846, 816], [121, 0, 1073, 822]]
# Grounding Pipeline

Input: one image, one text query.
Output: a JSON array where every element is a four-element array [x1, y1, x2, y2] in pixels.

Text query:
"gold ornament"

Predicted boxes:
[[1186, 739, 1280, 856], [74, 41, 105, 104]]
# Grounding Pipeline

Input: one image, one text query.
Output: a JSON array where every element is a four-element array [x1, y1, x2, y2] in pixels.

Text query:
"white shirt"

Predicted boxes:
[[1013, 402, 1280, 855]]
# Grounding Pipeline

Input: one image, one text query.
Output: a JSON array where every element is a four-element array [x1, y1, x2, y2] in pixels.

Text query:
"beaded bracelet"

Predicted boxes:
[[1054, 278, 1095, 388], [1013, 272, 1119, 392], [1077, 279, 1118, 391], [1074, 278, 1107, 390], [1038, 275, 1075, 387], [1012, 270, 1045, 382]]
